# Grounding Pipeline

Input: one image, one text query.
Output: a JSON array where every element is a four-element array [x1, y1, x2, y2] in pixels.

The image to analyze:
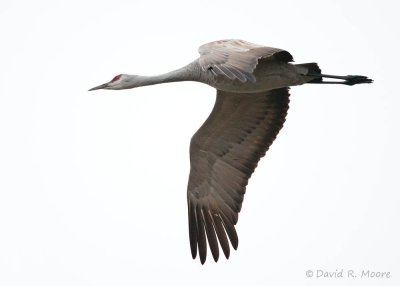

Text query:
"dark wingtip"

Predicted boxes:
[[191, 250, 197, 260], [232, 241, 238, 250], [224, 249, 230, 259], [231, 235, 239, 250]]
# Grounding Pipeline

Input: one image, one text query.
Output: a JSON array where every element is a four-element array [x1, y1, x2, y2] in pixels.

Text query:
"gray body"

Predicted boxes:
[[200, 60, 312, 93]]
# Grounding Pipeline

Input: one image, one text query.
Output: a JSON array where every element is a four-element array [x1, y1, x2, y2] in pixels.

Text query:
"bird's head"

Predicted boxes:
[[89, 74, 139, 91]]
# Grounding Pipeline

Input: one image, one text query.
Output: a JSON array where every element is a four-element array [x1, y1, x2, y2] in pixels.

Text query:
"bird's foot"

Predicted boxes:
[[343, 75, 373, 85]]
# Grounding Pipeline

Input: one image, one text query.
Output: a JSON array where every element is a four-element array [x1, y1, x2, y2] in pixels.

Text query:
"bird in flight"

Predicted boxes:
[[89, 39, 372, 264]]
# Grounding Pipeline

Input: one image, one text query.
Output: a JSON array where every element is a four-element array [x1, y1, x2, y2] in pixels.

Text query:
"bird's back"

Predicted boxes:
[[196, 39, 313, 93]]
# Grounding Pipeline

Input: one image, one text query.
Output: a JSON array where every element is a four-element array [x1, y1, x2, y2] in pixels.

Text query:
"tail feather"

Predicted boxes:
[[297, 63, 322, 83]]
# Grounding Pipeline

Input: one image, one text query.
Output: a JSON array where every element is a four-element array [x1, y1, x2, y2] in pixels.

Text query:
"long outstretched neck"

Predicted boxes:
[[128, 61, 200, 88]]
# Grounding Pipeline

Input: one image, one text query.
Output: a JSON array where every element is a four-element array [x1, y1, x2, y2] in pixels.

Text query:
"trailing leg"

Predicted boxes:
[[296, 63, 373, 85], [308, 73, 373, 86], [317, 74, 373, 85]]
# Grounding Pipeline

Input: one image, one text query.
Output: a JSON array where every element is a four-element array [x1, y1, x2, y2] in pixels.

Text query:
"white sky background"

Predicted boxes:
[[0, 0, 399, 285]]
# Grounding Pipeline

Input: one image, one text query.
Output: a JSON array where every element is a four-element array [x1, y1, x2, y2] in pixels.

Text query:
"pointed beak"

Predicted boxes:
[[88, 82, 109, 91]]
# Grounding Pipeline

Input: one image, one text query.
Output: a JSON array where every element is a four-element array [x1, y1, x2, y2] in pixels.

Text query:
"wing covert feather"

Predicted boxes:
[[198, 39, 293, 82]]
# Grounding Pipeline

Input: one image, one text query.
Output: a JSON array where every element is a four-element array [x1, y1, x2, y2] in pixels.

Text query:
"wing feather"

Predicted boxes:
[[203, 209, 220, 262], [212, 212, 230, 258], [198, 39, 293, 82], [187, 88, 290, 263], [196, 205, 207, 264]]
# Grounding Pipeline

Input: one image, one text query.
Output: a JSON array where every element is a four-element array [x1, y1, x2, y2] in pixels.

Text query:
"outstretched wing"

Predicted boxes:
[[187, 88, 290, 264], [198, 39, 293, 83]]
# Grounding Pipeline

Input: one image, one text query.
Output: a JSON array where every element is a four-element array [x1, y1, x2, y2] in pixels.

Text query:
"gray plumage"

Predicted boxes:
[[89, 39, 372, 264], [198, 39, 292, 83]]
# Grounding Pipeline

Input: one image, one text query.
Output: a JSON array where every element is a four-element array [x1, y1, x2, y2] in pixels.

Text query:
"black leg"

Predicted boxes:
[[308, 73, 373, 85]]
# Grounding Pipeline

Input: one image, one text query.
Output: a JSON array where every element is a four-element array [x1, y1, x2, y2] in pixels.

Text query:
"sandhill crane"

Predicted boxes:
[[89, 39, 372, 264]]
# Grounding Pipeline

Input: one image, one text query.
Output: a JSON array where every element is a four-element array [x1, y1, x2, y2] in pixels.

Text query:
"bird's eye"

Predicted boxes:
[[111, 74, 122, 82]]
